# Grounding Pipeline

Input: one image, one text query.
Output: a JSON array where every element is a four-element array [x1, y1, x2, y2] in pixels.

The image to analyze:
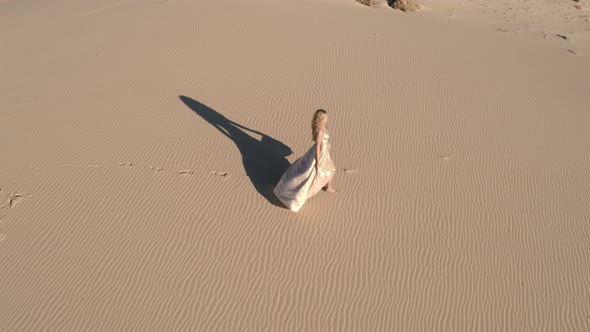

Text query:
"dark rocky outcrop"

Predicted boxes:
[[389, 0, 421, 12]]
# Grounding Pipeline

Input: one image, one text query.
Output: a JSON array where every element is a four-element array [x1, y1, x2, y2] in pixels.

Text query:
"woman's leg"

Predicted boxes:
[[325, 178, 337, 193]]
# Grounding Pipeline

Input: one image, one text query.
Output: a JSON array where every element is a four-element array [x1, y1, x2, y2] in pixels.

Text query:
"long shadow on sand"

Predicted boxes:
[[180, 95, 292, 207]]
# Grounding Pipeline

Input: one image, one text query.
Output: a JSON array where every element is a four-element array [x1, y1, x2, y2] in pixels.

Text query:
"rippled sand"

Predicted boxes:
[[1, 0, 589, 330]]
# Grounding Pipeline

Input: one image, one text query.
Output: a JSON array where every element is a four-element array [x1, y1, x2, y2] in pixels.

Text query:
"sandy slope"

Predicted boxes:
[[1, 0, 589, 330]]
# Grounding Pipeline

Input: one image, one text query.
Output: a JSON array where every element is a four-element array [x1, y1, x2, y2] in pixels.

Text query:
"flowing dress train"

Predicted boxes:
[[273, 131, 336, 212]]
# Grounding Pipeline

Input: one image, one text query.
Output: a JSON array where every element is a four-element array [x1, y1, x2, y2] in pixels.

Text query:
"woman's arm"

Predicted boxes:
[[315, 130, 322, 173]]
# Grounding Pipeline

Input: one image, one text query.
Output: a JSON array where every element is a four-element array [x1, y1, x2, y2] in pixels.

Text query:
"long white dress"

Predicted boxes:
[[273, 130, 336, 212]]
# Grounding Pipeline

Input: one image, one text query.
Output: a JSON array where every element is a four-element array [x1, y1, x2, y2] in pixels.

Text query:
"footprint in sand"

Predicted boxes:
[[179, 170, 194, 176], [8, 194, 24, 208], [149, 166, 163, 172], [0, 191, 32, 220], [439, 155, 452, 162], [343, 168, 361, 174], [210, 171, 229, 180], [568, 49, 581, 55], [118, 162, 133, 167], [556, 34, 570, 41]]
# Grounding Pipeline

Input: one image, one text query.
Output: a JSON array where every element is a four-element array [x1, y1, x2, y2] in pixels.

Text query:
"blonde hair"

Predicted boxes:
[[312, 109, 327, 141]]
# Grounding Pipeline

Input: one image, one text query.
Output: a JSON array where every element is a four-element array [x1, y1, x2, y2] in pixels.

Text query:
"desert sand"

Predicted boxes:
[[1, 0, 589, 330]]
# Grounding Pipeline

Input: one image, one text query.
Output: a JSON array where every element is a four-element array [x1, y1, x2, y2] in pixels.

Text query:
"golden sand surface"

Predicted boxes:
[[1, 0, 589, 330]]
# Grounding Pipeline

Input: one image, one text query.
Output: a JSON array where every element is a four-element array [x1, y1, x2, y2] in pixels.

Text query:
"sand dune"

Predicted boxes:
[[1, 0, 589, 330]]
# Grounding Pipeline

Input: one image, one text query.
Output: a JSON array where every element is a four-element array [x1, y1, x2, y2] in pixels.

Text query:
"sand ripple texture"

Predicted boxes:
[[1, 0, 589, 330]]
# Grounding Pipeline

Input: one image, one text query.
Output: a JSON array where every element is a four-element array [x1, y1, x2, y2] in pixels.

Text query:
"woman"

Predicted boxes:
[[273, 109, 337, 212]]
